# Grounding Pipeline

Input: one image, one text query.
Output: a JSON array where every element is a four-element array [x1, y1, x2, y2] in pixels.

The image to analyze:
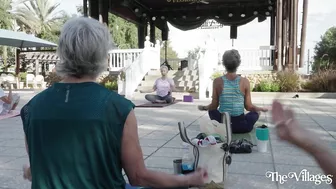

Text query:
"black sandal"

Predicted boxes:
[[227, 138, 255, 154]]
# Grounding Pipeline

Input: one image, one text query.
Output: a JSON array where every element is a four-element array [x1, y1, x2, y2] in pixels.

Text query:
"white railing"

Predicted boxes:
[[238, 47, 274, 71], [197, 46, 275, 100], [121, 37, 161, 98], [109, 49, 143, 71]]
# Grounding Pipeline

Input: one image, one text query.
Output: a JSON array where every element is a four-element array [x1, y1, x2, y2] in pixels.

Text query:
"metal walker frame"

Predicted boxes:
[[178, 112, 232, 185]]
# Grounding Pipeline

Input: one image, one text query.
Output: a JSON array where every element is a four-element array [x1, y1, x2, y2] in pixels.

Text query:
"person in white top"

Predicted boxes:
[[0, 81, 20, 115], [142, 65, 176, 104]]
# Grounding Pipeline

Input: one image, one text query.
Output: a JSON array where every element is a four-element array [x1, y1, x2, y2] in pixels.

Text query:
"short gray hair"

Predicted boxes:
[[222, 49, 241, 73], [56, 17, 113, 78]]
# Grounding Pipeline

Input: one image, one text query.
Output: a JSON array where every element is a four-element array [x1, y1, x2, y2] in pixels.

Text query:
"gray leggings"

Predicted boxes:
[[145, 93, 173, 103]]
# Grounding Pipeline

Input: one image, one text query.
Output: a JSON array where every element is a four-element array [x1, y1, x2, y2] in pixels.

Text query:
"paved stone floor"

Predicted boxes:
[[0, 93, 335, 189]]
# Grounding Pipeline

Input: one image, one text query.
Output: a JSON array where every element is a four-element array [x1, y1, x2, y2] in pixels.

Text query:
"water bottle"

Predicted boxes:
[[181, 142, 194, 174]]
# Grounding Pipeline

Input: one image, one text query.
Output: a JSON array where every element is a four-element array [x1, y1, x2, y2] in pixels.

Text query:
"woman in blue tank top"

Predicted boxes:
[[198, 49, 268, 133]]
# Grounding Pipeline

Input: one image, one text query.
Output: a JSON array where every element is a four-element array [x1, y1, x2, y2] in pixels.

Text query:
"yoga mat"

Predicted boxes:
[[135, 100, 181, 108], [0, 111, 20, 120]]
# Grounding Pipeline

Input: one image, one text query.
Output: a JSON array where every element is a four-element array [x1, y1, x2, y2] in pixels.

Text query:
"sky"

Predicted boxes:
[[55, 0, 336, 64]]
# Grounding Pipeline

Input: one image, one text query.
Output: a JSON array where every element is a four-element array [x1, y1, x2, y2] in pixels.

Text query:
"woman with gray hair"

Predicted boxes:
[[21, 17, 207, 189], [198, 49, 268, 133]]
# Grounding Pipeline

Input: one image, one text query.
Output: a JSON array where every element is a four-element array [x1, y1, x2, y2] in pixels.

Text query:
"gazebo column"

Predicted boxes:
[[83, 0, 88, 17], [149, 20, 155, 44], [15, 49, 20, 75], [270, 11, 276, 66], [275, 0, 283, 71], [138, 20, 146, 48], [299, 0, 308, 68], [89, 0, 99, 20], [99, 0, 109, 24]]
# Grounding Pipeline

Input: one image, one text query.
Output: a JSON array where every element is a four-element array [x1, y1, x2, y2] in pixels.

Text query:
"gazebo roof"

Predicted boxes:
[[111, 0, 275, 30]]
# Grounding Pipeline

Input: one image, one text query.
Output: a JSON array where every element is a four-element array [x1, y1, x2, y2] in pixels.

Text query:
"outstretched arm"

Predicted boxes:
[[272, 100, 336, 188], [0, 83, 12, 104], [122, 110, 208, 188], [140, 80, 157, 93], [244, 78, 267, 112], [199, 78, 220, 111]]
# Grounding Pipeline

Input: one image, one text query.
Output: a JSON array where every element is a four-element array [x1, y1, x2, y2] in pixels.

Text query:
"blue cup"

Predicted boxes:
[[256, 125, 269, 141]]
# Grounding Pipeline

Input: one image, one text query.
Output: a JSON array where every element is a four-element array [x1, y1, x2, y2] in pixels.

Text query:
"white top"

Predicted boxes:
[[154, 78, 175, 97], [0, 88, 5, 113]]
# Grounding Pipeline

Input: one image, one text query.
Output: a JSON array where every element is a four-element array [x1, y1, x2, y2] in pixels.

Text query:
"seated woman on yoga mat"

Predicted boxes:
[[198, 49, 268, 134], [0, 81, 20, 115], [142, 65, 176, 104], [21, 17, 207, 189]]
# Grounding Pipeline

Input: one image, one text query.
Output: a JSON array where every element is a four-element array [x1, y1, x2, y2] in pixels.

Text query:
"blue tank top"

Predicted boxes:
[[218, 76, 245, 116]]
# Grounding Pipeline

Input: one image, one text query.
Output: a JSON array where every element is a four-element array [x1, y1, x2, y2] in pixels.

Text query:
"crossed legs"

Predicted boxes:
[[145, 93, 173, 104]]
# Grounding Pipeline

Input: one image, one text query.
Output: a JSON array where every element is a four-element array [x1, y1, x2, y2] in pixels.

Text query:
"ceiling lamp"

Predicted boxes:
[[228, 13, 233, 17], [241, 14, 246, 17], [134, 8, 139, 13], [142, 13, 147, 17], [268, 6, 273, 10], [215, 16, 219, 19], [161, 16, 165, 20], [265, 12, 270, 16], [253, 11, 258, 15], [182, 15, 187, 19], [196, 16, 201, 19], [152, 16, 156, 21]]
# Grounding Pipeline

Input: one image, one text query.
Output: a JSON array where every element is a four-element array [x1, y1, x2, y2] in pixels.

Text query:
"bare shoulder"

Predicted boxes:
[[240, 76, 250, 84], [213, 77, 223, 84]]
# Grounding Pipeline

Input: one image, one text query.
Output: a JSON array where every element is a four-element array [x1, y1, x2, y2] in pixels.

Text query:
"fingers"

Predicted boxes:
[[284, 108, 295, 120], [271, 100, 285, 123]]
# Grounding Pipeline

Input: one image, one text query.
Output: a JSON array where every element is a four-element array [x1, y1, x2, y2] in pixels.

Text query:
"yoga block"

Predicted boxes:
[[183, 95, 193, 102]]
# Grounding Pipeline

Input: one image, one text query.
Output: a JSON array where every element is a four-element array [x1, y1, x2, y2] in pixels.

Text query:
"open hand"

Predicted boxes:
[[271, 100, 312, 148], [261, 107, 269, 112], [187, 167, 208, 186], [23, 164, 32, 181], [197, 105, 206, 111]]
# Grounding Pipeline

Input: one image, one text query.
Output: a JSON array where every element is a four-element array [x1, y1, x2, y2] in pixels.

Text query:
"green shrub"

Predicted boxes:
[[211, 71, 223, 80], [304, 70, 336, 92], [255, 80, 280, 92], [99, 75, 118, 90], [276, 71, 300, 92], [45, 72, 62, 87], [18, 72, 27, 82]]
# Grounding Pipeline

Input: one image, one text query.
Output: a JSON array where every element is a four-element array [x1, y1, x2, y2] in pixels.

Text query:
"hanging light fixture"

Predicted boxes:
[[265, 12, 270, 16], [228, 13, 233, 17], [161, 16, 165, 20], [253, 11, 258, 15], [241, 14, 246, 17], [152, 16, 156, 21]]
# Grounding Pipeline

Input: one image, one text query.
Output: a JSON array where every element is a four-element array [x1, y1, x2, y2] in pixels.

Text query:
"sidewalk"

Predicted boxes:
[[0, 93, 335, 189]]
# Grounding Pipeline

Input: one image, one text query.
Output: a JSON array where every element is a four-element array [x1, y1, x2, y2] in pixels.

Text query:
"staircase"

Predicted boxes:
[[137, 69, 200, 98]]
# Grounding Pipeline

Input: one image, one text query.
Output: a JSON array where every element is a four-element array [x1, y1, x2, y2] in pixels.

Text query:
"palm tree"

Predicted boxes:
[[0, 0, 13, 29], [0, 0, 14, 71], [14, 0, 66, 38]]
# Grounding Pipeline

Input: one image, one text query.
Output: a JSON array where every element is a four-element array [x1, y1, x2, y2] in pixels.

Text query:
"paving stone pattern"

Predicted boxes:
[[0, 93, 336, 189]]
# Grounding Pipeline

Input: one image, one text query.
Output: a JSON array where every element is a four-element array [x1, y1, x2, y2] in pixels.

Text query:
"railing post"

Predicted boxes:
[[155, 40, 161, 70], [198, 49, 207, 100]]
